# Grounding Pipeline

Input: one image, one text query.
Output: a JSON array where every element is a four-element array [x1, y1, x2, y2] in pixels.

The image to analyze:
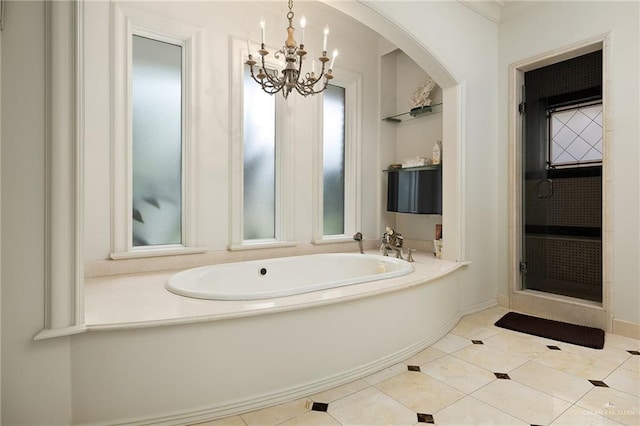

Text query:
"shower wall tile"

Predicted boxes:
[[525, 176, 602, 228], [525, 237, 601, 287]]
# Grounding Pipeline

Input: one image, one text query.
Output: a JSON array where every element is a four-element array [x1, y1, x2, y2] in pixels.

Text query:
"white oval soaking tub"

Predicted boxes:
[[83, 252, 469, 424], [166, 253, 413, 300]]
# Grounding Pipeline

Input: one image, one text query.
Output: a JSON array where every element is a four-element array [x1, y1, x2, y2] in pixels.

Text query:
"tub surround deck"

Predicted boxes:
[[85, 250, 468, 331], [76, 250, 475, 424]]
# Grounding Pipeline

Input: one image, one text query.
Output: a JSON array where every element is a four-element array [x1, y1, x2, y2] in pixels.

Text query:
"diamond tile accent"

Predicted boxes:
[[311, 402, 329, 412], [416, 413, 434, 423], [209, 306, 640, 426]]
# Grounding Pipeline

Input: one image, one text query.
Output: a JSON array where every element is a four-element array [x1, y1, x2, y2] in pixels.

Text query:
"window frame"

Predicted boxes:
[[110, 5, 203, 259], [312, 71, 362, 244], [131, 34, 184, 248], [547, 100, 603, 169], [229, 38, 295, 250]]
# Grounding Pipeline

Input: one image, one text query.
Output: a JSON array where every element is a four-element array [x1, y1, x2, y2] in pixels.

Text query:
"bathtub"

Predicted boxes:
[[166, 253, 413, 300], [83, 252, 474, 425]]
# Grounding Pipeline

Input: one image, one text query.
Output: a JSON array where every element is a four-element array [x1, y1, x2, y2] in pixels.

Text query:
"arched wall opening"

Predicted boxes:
[[324, 1, 465, 262]]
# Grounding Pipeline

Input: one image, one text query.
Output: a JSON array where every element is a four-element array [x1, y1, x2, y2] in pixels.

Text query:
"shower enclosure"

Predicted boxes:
[[520, 50, 603, 303]]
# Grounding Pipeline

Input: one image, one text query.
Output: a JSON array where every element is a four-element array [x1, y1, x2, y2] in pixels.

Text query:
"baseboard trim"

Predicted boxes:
[[80, 312, 463, 426], [612, 318, 640, 340], [460, 299, 499, 317], [497, 294, 509, 308]]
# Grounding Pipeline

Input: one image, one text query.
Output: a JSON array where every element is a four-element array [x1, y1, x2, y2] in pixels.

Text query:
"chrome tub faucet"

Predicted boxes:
[[380, 227, 403, 259], [353, 232, 364, 254]]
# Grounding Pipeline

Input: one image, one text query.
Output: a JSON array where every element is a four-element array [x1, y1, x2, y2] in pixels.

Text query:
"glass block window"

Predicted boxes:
[[322, 84, 346, 236], [131, 35, 183, 247], [549, 103, 603, 167], [243, 67, 276, 240]]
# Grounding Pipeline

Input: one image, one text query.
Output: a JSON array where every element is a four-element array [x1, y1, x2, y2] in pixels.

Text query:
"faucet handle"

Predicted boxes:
[[406, 248, 415, 262]]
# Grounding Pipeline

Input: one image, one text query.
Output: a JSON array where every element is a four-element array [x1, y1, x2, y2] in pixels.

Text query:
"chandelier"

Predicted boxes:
[[245, 0, 338, 99]]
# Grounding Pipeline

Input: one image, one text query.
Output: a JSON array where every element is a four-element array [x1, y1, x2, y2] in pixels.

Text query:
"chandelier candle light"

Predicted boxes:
[[245, 0, 338, 99]]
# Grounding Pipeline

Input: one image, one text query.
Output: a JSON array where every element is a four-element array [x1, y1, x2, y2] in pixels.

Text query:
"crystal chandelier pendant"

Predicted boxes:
[[244, 0, 337, 99]]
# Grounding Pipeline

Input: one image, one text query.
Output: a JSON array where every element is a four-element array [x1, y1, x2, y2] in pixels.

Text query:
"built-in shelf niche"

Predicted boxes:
[[380, 48, 444, 244]]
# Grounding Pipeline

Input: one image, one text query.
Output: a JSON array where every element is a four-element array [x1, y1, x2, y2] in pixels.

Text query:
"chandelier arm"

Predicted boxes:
[[259, 78, 283, 94], [299, 77, 329, 97], [296, 50, 304, 82], [293, 83, 309, 97], [299, 86, 317, 97], [258, 76, 283, 94], [247, 66, 262, 84], [248, 67, 275, 89], [246, 65, 283, 95], [299, 71, 324, 95], [260, 54, 287, 91], [314, 59, 327, 82]]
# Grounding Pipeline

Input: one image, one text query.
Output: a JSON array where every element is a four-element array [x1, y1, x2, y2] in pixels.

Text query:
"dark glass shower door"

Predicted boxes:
[[520, 52, 604, 304], [521, 83, 555, 299]]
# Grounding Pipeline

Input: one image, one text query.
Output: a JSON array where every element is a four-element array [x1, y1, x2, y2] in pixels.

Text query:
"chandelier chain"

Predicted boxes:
[[287, 0, 294, 25]]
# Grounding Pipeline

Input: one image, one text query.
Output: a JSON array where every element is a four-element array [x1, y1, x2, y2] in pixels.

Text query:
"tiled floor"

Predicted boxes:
[[195, 306, 640, 426]]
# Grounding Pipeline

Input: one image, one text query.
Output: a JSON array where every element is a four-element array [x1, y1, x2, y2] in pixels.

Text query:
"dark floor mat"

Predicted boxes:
[[495, 311, 605, 349]]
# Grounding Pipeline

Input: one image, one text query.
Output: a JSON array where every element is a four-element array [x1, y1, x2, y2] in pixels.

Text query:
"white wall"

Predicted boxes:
[[365, 0, 500, 308], [1, 1, 73, 424], [84, 1, 382, 261], [3, 0, 638, 422], [497, 1, 640, 325], [0, 0, 545, 423], [0, 1, 384, 423]]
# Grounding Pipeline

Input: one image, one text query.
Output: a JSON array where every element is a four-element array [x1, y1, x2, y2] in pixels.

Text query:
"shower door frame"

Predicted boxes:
[[508, 35, 612, 331]]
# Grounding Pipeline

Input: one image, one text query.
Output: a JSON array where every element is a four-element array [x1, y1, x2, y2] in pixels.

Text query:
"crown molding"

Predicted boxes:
[[458, 0, 502, 24], [459, 1, 545, 25]]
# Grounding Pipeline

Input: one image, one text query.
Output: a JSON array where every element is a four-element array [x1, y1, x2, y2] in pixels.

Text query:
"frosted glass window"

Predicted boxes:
[[550, 103, 602, 167], [323, 84, 346, 235], [243, 68, 276, 240], [132, 35, 183, 247]]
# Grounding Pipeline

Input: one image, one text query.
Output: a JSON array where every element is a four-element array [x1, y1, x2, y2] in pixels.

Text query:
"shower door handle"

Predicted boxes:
[[519, 261, 528, 274], [537, 179, 553, 199]]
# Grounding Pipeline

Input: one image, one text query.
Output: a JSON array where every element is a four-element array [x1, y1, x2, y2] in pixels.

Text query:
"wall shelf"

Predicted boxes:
[[382, 103, 443, 123], [383, 165, 442, 172]]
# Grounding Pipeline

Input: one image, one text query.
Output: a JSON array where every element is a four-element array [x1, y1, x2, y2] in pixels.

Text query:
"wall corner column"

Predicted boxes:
[[442, 83, 464, 262], [37, 0, 85, 340]]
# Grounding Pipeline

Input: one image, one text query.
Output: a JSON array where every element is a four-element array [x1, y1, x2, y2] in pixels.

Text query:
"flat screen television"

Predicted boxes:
[[387, 168, 442, 214]]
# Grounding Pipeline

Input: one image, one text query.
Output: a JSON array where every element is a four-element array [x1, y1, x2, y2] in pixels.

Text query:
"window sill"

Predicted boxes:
[[228, 240, 298, 251], [312, 235, 358, 245], [110, 245, 207, 260]]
